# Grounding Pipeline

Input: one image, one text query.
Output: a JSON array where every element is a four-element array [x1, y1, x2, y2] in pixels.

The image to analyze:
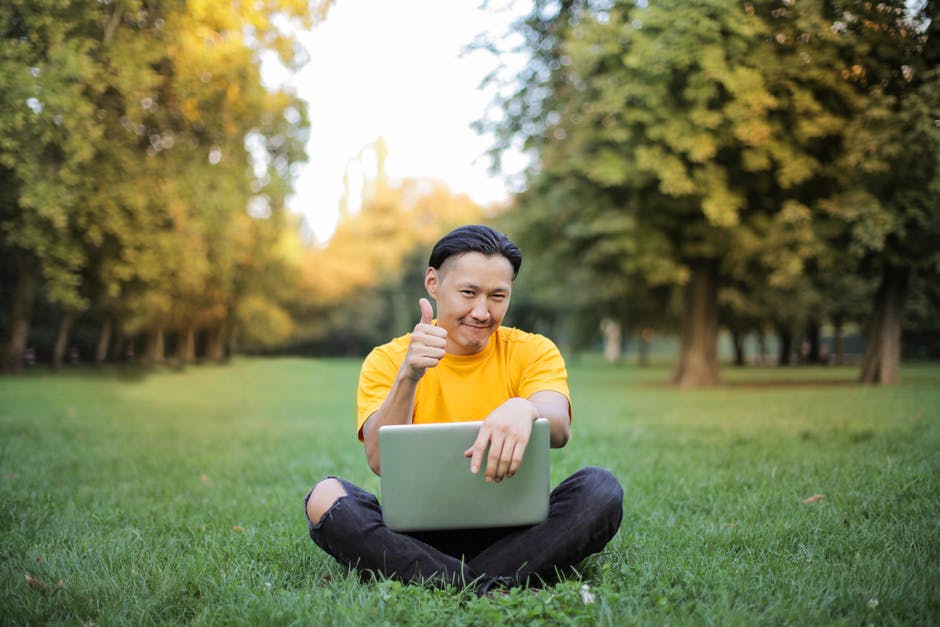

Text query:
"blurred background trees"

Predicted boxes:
[[2, 0, 938, 386], [287, 138, 486, 355], [478, 0, 940, 385], [0, 0, 323, 371]]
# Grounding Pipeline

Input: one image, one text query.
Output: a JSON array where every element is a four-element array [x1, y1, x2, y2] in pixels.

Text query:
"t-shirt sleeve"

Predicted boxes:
[[517, 334, 571, 417], [356, 344, 401, 441]]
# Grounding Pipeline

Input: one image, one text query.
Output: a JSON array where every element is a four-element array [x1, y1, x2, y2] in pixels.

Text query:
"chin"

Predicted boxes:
[[455, 329, 492, 353]]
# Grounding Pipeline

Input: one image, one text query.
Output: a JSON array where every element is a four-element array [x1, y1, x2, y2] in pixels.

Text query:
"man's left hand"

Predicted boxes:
[[464, 398, 537, 483]]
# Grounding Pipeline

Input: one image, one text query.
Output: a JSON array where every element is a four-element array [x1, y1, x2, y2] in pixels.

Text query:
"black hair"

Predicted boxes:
[[428, 225, 522, 279]]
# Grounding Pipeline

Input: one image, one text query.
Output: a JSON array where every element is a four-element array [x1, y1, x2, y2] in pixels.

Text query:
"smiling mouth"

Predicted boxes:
[[461, 321, 491, 330]]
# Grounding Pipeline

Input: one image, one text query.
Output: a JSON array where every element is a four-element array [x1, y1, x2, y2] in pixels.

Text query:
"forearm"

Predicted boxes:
[[362, 373, 419, 474], [362, 299, 446, 474], [527, 391, 571, 448]]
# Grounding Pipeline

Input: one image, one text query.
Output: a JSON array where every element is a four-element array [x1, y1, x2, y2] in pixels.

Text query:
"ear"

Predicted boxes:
[[424, 267, 439, 299]]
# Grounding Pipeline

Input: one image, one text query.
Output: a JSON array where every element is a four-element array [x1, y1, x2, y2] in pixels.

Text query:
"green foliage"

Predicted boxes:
[[1, 358, 938, 623], [235, 295, 294, 348], [0, 0, 102, 312], [0, 0, 323, 367], [479, 0, 940, 380]]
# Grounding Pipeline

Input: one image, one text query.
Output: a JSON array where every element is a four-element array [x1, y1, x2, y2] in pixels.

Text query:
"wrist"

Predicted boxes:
[[398, 365, 424, 384], [515, 397, 539, 421]]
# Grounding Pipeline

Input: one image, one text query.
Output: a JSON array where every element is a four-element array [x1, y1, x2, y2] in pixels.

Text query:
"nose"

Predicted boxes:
[[470, 297, 490, 322]]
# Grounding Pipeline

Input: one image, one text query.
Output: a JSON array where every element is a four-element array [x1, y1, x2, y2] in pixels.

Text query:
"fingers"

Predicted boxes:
[[466, 431, 489, 477], [466, 424, 529, 483], [419, 297, 434, 326], [488, 439, 525, 482], [505, 441, 525, 478], [403, 298, 446, 381], [406, 327, 446, 374], [488, 439, 509, 483]]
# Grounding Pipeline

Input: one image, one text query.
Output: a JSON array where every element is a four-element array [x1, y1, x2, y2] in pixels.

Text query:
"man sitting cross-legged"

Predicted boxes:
[[303, 224, 623, 595]]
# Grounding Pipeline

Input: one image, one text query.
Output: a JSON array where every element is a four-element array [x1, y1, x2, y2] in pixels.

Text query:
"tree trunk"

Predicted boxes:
[[177, 324, 196, 363], [96, 317, 112, 364], [51, 311, 75, 371], [143, 326, 165, 364], [122, 335, 136, 362], [776, 325, 793, 366], [600, 318, 622, 363], [859, 264, 909, 385], [227, 324, 238, 357], [672, 259, 720, 387], [1, 262, 37, 374], [833, 318, 845, 365], [756, 331, 768, 365], [639, 327, 652, 367], [805, 320, 821, 364], [205, 320, 229, 362], [731, 329, 746, 366]]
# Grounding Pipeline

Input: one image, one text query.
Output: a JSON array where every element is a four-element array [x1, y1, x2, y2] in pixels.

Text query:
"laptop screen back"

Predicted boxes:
[[379, 419, 550, 532]]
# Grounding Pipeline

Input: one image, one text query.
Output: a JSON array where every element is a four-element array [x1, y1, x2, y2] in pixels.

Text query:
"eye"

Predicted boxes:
[[460, 290, 475, 297]]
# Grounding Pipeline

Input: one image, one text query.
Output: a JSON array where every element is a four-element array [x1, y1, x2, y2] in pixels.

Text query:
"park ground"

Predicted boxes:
[[1, 358, 938, 625]]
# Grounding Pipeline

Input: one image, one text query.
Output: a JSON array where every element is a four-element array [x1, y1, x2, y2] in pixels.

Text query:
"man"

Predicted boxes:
[[304, 225, 623, 595]]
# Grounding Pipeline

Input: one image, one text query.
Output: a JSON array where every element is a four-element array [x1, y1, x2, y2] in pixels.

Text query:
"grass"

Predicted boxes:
[[1, 357, 938, 625]]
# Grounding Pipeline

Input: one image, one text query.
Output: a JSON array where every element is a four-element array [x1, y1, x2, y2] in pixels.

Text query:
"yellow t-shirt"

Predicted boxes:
[[356, 326, 570, 440]]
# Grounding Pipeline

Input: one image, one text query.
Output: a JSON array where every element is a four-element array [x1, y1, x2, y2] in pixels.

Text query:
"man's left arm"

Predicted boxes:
[[464, 390, 571, 483], [529, 390, 572, 448]]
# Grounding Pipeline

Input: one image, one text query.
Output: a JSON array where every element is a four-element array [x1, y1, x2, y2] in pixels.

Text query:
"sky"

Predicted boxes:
[[276, 0, 527, 244]]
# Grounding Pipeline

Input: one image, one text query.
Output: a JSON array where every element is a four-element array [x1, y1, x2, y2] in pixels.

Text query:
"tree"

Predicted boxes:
[[0, 0, 103, 371], [495, 176, 678, 360], [0, 0, 324, 370], [479, 0, 938, 385], [481, 1, 859, 385], [837, 1, 940, 383]]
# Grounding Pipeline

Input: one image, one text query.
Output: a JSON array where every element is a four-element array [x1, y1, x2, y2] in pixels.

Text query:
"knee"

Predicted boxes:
[[580, 466, 624, 519], [305, 477, 347, 525]]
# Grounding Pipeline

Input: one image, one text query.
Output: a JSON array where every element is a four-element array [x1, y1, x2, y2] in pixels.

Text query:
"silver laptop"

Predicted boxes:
[[379, 419, 550, 532]]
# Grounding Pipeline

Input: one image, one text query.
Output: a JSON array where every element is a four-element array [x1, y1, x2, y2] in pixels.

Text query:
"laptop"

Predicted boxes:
[[379, 419, 550, 532]]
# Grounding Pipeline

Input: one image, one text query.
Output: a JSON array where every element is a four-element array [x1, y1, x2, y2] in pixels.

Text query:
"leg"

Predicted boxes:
[[306, 477, 347, 525], [467, 466, 623, 585], [304, 477, 478, 589]]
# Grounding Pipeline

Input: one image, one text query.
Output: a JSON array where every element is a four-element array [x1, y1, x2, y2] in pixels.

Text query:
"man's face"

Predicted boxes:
[[425, 251, 514, 356]]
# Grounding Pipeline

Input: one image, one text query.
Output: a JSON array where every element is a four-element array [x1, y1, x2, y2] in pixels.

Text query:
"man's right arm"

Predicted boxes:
[[362, 298, 446, 475]]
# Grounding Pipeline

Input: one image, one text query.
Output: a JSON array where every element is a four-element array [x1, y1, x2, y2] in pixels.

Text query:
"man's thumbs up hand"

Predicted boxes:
[[419, 297, 434, 326], [402, 298, 447, 382]]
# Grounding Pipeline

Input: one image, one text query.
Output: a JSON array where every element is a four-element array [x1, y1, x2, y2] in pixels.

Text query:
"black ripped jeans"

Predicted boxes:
[[305, 466, 623, 594]]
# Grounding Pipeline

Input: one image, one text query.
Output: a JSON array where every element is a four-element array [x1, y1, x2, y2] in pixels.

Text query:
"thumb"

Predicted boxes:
[[418, 297, 434, 325]]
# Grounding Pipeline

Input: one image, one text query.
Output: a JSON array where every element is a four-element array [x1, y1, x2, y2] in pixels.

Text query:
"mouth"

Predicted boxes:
[[460, 321, 492, 331]]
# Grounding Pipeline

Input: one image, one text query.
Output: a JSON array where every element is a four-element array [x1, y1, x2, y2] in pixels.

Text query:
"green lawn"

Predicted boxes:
[[1, 358, 938, 625]]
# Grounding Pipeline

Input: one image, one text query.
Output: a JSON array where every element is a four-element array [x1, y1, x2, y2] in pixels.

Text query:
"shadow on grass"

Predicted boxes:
[[626, 362, 940, 389], [7, 362, 192, 383], [720, 377, 860, 389], [721, 362, 940, 388]]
